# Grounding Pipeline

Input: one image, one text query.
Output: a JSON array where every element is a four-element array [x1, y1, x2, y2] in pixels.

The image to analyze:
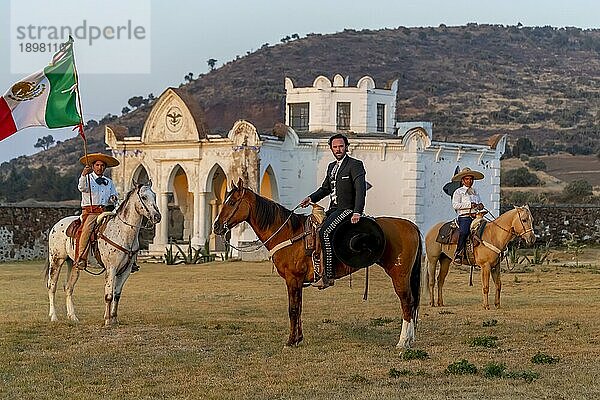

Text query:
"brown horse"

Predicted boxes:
[[213, 178, 423, 348], [425, 206, 536, 309]]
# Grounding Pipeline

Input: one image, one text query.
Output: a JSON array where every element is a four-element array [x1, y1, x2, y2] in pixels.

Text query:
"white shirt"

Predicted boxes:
[[329, 155, 345, 205], [78, 172, 118, 207], [452, 185, 482, 216]]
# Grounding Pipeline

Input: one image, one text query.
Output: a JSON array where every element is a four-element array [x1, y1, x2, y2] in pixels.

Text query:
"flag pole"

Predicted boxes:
[[68, 36, 93, 206]]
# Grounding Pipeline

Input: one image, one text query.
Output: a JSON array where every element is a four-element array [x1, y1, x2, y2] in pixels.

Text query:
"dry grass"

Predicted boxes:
[[1, 259, 600, 399]]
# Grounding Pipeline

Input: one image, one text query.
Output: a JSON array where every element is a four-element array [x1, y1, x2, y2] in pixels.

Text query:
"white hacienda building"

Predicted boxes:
[[105, 74, 505, 258]]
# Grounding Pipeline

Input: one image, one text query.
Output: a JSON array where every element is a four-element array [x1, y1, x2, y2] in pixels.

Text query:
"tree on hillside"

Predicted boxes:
[[184, 72, 194, 83], [122, 106, 130, 115], [207, 59, 217, 71], [501, 167, 542, 187], [512, 137, 535, 157], [128, 96, 144, 109], [34, 135, 55, 151], [563, 179, 593, 198]]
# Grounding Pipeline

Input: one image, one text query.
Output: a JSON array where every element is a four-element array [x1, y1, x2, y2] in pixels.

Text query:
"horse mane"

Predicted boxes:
[[115, 185, 140, 214], [252, 191, 303, 232]]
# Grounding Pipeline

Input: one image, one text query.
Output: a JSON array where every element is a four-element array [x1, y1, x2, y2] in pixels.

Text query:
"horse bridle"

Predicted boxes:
[[486, 207, 534, 239], [115, 186, 157, 230], [219, 187, 246, 234], [218, 188, 302, 253]]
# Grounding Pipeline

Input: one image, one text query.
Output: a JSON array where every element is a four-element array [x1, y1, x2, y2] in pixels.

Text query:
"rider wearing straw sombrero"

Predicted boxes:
[[74, 153, 119, 271], [451, 167, 485, 265]]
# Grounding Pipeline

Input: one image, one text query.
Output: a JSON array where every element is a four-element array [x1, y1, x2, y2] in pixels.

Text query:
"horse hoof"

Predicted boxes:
[[67, 314, 79, 323], [50, 315, 58, 322], [396, 341, 411, 350]]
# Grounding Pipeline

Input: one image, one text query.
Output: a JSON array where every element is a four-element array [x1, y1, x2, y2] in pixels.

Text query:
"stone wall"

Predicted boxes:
[[504, 205, 600, 246], [0, 205, 78, 261], [1, 204, 599, 262]]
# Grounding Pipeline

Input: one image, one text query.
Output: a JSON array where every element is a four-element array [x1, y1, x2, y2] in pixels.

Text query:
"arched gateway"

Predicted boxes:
[[105, 75, 506, 259]]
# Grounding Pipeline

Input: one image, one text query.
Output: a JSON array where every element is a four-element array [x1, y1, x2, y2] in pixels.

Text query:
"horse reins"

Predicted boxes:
[[220, 191, 304, 253], [85, 186, 156, 276]]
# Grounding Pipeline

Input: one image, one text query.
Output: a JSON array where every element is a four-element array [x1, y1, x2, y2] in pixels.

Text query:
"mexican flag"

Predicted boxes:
[[0, 38, 82, 141]]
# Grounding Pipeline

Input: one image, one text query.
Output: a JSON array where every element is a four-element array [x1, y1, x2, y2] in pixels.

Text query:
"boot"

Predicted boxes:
[[130, 262, 140, 273], [312, 275, 334, 290], [453, 249, 463, 265]]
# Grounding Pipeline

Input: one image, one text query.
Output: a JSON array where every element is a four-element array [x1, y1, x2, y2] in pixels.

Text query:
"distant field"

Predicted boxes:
[[539, 154, 600, 187], [502, 154, 600, 192], [1, 258, 600, 399]]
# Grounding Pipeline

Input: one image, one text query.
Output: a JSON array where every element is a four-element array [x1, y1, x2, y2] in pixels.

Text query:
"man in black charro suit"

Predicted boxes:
[[300, 133, 367, 289]]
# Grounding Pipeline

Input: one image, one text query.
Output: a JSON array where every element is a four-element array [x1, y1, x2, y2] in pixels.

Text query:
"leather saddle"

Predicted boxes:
[[436, 216, 488, 247]]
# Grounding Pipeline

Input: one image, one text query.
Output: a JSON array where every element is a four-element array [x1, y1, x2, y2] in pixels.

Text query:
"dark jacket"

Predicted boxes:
[[309, 155, 367, 214]]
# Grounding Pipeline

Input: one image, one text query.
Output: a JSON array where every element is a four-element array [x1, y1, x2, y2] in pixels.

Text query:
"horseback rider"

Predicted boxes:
[[74, 153, 119, 271], [300, 133, 367, 289], [451, 167, 485, 264]]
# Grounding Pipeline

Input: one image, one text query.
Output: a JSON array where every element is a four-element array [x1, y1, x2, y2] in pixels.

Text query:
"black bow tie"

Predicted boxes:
[[95, 177, 108, 185]]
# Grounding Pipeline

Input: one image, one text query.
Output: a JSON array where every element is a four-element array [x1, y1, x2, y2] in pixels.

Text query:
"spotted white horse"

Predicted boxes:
[[45, 183, 161, 326]]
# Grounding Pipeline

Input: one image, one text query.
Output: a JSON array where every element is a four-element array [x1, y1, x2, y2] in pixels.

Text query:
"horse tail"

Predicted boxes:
[[410, 232, 423, 327]]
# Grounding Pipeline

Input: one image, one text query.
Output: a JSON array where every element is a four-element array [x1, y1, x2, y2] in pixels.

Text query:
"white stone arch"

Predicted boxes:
[[131, 162, 151, 185], [140, 88, 201, 144], [228, 120, 260, 146], [282, 126, 300, 150], [260, 165, 280, 202], [403, 127, 432, 152], [333, 74, 346, 87], [166, 164, 192, 241], [204, 163, 228, 252], [313, 75, 332, 89], [357, 75, 376, 90]]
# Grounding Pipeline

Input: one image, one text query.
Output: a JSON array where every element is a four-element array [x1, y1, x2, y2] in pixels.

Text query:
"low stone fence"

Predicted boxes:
[[0, 205, 79, 262], [504, 204, 600, 246], [1, 204, 598, 262]]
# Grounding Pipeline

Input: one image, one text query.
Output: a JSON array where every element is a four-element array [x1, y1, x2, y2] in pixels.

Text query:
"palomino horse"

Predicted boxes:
[[213, 178, 422, 348], [45, 183, 161, 326], [425, 206, 536, 309]]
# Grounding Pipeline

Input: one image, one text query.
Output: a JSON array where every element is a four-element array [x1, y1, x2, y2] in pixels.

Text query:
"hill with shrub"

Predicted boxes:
[[1, 23, 600, 202]]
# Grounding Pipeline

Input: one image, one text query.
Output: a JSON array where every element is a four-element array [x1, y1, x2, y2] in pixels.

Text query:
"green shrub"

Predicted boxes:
[[531, 352, 560, 364], [527, 158, 547, 171], [401, 348, 429, 360], [506, 370, 540, 383], [563, 179, 593, 198], [469, 335, 498, 348], [483, 362, 507, 378], [446, 359, 477, 375]]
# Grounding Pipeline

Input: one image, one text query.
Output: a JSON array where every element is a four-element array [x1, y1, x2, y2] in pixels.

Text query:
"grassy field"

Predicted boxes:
[[1, 259, 600, 400]]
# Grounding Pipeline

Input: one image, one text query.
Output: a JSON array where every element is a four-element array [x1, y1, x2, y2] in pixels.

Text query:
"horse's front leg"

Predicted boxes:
[[426, 257, 436, 307], [480, 264, 491, 310], [103, 267, 117, 327], [491, 263, 502, 308], [285, 281, 303, 347], [109, 269, 131, 325], [437, 258, 451, 307], [64, 261, 82, 322], [47, 256, 64, 322]]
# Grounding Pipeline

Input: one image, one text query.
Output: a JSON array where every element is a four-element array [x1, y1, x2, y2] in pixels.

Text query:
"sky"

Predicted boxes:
[[1, 0, 599, 163]]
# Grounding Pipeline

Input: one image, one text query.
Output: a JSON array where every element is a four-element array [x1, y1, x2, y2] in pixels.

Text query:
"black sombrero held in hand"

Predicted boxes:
[[451, 167, 484, 182], [79, 153, 120, 168], [332, 217, 386, 268]]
